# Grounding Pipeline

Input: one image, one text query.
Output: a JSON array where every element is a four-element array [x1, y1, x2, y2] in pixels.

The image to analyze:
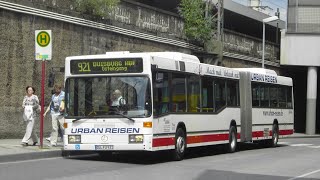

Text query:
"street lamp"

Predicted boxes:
[[262, 16, 279, 68]]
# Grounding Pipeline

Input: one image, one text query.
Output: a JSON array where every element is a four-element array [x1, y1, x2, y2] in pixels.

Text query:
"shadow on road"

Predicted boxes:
[[66, 142, 289, 165]]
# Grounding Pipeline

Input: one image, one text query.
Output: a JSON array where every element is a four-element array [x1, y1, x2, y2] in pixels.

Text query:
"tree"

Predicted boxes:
[[179, 0, 215, 44], [74, 0, 119, 18]]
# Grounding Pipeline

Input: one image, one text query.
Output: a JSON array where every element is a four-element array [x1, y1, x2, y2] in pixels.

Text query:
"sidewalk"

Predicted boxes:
[[283, 133, 320, 139], [0, 133, 319, 163], [0, 139, 63, 163]]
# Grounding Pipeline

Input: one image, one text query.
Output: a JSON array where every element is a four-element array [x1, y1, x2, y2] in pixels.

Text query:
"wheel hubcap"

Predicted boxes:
[[230, 133, 236, 149], [273, 131, 278, 144], [177, 136, 185, 153]]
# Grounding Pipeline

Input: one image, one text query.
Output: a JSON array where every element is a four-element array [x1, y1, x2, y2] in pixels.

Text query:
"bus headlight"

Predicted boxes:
[[129, 134, 144, 143], [68, 135, 81, 144]]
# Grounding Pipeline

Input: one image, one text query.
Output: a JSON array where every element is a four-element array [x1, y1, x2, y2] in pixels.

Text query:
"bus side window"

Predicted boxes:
[[260, 85, 270, 107], [287, 86, 293, 108], [278, 86, 287, 108], [160, 103, 169, 114], [227, 80, 238, 106], [215, 79, 226, 111], [270, 86, 278, 108], [171, 73, 186, 112], [201, 77, 214, 112], [252, 83, 260, 107], [188, 75, 200, 112], [152, 71, 169, 116]]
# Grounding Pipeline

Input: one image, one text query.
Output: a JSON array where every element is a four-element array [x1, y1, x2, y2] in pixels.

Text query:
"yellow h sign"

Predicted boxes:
[[35, 30, 52, 60], [37, 31, 50, 47]]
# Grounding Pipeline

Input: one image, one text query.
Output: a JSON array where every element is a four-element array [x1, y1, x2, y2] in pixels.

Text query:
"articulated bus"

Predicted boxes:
[[63, 52, 294, 160]]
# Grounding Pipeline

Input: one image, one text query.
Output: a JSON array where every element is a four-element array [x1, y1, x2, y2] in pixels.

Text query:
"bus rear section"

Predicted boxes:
[[238, 69, 294, 146]]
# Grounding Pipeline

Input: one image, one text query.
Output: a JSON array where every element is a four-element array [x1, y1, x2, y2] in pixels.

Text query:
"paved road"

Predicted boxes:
[[1, 138, 320, 180]]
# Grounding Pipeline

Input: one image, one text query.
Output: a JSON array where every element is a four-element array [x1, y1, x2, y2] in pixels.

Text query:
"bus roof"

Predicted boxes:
[[148, 52, 200, 63], [234, 68, 278, 76]]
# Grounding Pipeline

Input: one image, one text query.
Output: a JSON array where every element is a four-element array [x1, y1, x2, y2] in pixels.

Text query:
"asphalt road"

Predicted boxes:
[[1, 137, 320, 180]]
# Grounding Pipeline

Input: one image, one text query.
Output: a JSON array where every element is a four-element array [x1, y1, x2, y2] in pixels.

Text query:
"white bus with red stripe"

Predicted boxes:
[[63, 51, 294, 160]]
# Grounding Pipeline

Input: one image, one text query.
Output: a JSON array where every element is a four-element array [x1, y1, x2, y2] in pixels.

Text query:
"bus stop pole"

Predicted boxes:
[[40, 59, 45, 148]]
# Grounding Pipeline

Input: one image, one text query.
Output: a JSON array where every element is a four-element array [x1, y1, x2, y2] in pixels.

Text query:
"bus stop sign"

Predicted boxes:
[[35, 30, 52, 60]]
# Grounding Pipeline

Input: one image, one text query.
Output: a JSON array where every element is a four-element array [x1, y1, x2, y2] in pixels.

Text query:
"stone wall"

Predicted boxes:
[[0, 3, 189, 138], [2, 0, 185, 40]]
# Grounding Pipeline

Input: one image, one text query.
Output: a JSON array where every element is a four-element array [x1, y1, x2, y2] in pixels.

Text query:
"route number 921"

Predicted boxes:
[[78, 62, 91, 72]]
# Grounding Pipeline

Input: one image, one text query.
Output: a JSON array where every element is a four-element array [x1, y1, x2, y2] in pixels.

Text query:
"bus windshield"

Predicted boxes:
[[65, 76, 151, 118]]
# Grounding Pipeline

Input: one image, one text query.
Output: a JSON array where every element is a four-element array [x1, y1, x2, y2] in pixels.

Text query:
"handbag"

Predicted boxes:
[[23, 106, 33, 121]]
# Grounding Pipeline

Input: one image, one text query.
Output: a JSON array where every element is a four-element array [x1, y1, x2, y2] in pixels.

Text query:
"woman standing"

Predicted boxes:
[[21, 86, 39, 146]]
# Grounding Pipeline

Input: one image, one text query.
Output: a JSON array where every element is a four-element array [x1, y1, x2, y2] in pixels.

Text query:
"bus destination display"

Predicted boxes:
[[70, 58, 143, 74]]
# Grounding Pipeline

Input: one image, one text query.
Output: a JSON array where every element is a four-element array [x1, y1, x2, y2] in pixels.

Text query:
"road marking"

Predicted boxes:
[[289, 144, 313, 147], [288, 168, 320, 180], [309, 146, 320, 148], [0, 157, 62, 165], [278, 142, 290, 145]]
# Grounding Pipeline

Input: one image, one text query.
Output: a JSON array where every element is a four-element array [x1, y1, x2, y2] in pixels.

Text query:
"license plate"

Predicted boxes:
[[95, 145, 114, 150]]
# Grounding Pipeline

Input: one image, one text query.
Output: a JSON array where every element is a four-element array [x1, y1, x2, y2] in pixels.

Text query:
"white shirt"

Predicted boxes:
[[111, 96, 126, 106]]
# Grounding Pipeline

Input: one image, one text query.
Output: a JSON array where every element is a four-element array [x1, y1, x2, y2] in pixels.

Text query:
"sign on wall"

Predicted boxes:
[[35, 30, 52, 60]]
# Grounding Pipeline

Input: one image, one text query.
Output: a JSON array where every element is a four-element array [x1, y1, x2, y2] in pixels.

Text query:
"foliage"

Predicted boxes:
[[179, 0, 214, 43], [74, 0, 119, 18]]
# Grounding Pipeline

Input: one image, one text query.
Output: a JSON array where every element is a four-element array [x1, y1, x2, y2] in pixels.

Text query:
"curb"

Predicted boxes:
[[283, 136, 320, 139], [0, 150, 97, 163], [0, 150, 62, 163]]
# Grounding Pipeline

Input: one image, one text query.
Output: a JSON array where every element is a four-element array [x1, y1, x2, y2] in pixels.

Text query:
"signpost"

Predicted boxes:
[[35, 30, 52, 148]]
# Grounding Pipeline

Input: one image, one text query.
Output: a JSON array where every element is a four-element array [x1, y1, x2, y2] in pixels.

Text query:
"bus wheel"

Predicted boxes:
[[228, 126, 237, 153], [269, 124, 279, 147], [172, 128, 186, 161]]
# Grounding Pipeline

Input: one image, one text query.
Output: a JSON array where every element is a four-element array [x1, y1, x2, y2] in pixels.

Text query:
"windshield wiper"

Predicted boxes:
[[113, 112, 135, 122], [72, 117, 87, 123]]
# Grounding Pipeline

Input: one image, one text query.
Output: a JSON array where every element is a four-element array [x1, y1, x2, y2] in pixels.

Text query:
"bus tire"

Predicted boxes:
[[228, 126, 237, 153], [268, 124, 279, 147], [172, 128, 186, 161]]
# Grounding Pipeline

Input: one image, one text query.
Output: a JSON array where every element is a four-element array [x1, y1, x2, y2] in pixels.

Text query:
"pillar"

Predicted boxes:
[[306, 67, 318, 135]]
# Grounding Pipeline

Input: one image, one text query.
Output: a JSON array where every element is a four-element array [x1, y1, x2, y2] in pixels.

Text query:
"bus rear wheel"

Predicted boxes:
[[172, 128, 186, 161], [227, 126, 237, 153], [268, 124, 279, 147]]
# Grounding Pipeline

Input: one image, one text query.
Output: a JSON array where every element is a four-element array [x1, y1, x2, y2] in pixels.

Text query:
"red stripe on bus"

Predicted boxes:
[[152, 129, 294, 147], [252, 131, 264, 138], [153, 137, 175, 147], [152, 133, 237, 147], [279, 129, 294, 135], [187, 134, 230, 144]]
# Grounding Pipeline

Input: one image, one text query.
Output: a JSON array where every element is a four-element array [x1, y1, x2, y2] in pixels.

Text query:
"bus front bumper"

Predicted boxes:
[[63, 134, 153, 151], [64, 143, 151, 151]]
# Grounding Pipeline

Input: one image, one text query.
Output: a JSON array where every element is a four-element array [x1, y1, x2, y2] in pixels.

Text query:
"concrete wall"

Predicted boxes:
[[0, 1, 189, 139], [224, 30, 280, 63], [281, 31, 320, 66]]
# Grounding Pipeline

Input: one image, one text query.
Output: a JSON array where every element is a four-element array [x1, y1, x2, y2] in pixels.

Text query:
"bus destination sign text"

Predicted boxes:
[[70, 58, 143, 74]]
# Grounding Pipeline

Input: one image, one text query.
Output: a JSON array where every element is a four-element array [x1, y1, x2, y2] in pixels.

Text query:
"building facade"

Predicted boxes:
[[281, 0, 320, 134]]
